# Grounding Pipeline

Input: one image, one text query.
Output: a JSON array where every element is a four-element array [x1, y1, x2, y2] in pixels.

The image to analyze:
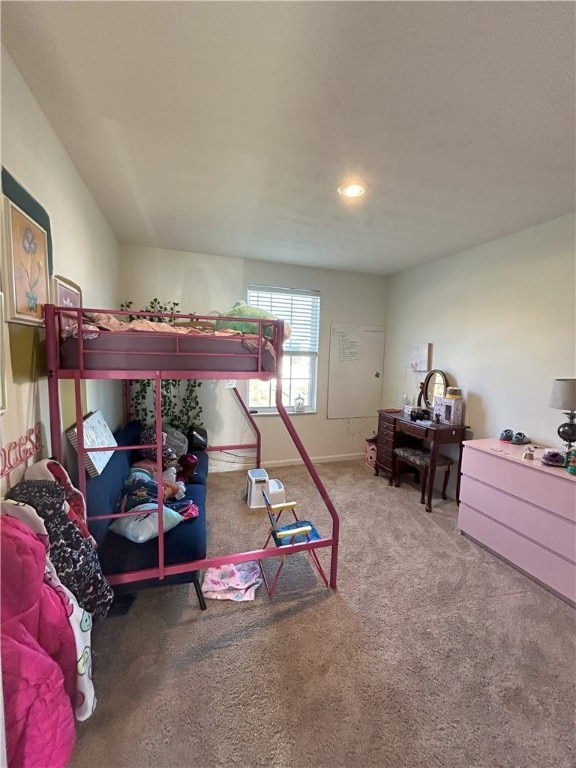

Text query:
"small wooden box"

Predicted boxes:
[[433, 397, 465, 425]]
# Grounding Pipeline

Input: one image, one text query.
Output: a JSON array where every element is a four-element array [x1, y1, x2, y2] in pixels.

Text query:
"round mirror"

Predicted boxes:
[[417, 369, 448, 409]]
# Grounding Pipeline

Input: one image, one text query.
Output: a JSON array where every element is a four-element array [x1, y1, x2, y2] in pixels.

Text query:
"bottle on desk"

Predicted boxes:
[[402, 394, 412, 417]]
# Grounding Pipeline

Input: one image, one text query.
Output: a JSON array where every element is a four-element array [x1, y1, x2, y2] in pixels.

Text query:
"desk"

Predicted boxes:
[[375, 410, 468, 512]]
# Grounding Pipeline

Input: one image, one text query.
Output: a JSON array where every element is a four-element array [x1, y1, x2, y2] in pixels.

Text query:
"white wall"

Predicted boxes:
[[3, 43, 574, 490], [120, 245, 388, 469], [1, 47, 122, 489], [383, 213, 576, 458]]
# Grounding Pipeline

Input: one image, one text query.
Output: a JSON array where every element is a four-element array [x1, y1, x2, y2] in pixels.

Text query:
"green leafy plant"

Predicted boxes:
[[121, 299, 203, 431]]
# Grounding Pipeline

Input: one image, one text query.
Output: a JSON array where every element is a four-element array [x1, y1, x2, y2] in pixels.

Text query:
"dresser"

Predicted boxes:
[[458, 438, 576, 605], [375, 410, 468, 511]]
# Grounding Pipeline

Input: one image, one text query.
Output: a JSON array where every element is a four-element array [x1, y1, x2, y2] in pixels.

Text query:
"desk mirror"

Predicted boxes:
[[418, 369, 448, 409]]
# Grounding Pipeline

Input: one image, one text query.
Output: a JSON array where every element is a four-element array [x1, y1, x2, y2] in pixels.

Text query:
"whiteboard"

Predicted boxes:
[[327, 324, 385, 419]]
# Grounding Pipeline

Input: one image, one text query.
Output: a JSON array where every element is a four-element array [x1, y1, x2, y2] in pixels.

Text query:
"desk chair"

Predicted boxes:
[[259, 490, 329, 596], [393, 447, 454, 509]]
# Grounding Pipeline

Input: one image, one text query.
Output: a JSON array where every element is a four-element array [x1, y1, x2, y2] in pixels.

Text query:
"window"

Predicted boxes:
[[247, 285, 320, 413]]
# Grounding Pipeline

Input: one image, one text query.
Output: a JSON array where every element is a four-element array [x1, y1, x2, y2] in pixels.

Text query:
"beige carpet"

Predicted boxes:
[[70, 461, 576, 768]]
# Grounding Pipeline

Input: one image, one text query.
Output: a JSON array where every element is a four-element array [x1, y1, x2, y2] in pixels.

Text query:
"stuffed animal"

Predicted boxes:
[[131, 460, 184, 500], [161, 466, 186, 500], [214, 301, 291, 340], [177, 453, 198, 484]]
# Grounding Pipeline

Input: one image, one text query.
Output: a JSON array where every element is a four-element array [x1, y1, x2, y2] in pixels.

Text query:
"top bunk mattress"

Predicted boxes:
[[47, 308, 281, 375], [58, 331, 277, 373]]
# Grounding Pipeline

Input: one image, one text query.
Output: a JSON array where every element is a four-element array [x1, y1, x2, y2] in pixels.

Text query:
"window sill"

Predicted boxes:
[[250, 409, 317, 416]]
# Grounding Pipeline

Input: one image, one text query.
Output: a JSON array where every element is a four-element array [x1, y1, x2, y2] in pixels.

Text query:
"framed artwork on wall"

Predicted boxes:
[[0, 291, 6, 412], [52, 274, 82, 330], [2, 196, 50, 325], [410, 342, 431, 372]]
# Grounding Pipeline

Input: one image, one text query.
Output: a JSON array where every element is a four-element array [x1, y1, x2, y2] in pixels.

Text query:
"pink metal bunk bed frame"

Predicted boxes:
[[44, 304, 340, 592]]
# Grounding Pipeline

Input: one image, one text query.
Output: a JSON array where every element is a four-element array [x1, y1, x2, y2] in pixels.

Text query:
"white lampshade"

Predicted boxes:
[[549, 378, 576, 411]]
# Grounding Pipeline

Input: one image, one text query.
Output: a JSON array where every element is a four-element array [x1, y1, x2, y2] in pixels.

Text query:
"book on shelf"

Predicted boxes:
[[66, 410, 117, 477]]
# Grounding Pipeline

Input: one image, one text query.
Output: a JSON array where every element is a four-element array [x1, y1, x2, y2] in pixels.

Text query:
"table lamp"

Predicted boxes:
[[549, 378, 576, 452]]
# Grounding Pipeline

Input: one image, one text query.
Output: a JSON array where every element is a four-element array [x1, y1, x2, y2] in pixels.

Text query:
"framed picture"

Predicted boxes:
[[2, 196, 50, 325], [52, 274, 82, 330], [410, 342, 431, 372], [0, 291, 6, 413]]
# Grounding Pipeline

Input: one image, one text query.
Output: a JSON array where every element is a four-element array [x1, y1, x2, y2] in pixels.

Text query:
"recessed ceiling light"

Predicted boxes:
[[337, 180, 369, 198]]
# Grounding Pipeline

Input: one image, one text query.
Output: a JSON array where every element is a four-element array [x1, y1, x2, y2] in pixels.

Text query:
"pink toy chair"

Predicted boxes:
[[259, 489, 329, 596]]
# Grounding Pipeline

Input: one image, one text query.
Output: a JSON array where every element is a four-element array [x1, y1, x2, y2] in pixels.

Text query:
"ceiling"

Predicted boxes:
[[2, 1, 575, 276]]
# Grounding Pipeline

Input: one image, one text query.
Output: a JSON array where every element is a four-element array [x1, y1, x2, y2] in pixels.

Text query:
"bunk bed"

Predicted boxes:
[[44, 304, 340, 606]]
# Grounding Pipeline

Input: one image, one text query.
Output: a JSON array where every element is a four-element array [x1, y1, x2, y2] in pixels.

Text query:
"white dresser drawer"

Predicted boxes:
[[460, 474, 576, 562]]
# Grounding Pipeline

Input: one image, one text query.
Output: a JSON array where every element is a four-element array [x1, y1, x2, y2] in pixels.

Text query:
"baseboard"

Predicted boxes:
[[209, 452, 364, 474]]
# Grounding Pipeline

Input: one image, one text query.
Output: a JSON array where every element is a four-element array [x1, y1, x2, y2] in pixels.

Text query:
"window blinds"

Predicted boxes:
[[247, 285, 320, 354]]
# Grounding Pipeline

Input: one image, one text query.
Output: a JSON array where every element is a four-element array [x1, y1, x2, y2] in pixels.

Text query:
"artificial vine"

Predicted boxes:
[[121, 299, 203, 431]]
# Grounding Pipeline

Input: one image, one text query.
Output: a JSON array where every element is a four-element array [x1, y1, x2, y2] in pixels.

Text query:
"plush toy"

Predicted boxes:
[[131, 460, 185, 501], [177, 453, 198, 484], [214, 301, 291, 340], [161, 466, 186, 500], [163, 454, 179, 472]]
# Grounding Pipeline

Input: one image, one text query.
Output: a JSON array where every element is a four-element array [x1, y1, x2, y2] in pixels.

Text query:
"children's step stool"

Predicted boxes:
[[246, 468, 285, 509]]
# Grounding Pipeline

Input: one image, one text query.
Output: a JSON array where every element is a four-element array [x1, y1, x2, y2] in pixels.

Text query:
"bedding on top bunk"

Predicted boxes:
[[56, 311, 278, 372]]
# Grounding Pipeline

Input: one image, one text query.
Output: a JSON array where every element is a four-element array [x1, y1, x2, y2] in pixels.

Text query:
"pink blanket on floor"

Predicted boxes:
[[201, 562, 262, 601]]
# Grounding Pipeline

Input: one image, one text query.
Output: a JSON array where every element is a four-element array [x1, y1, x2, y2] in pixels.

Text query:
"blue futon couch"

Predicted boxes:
[[84, 421, 208, 611]]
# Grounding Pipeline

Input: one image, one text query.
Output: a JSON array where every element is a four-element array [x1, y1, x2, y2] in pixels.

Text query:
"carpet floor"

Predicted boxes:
[[70, 460, 576, 768]]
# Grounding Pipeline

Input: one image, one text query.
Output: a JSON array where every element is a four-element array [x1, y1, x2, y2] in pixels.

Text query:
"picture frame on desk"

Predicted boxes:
[[433, 396, 465, 425]]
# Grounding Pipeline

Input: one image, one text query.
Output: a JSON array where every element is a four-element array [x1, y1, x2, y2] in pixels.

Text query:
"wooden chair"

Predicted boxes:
[[392, 446, 454, 508], [259, 489, 329, 596]]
